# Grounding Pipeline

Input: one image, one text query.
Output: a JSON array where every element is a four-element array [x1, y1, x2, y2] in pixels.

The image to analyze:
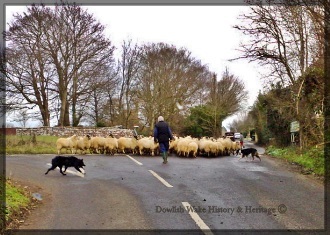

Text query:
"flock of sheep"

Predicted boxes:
[[56, 134, 241, 158]]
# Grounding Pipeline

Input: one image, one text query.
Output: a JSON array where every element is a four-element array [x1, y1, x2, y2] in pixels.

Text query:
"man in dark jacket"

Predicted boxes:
[[154, 116, 174, 164]]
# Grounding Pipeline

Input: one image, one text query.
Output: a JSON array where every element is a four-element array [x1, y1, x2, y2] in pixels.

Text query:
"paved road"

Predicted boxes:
[[6, 142, 324, 233]]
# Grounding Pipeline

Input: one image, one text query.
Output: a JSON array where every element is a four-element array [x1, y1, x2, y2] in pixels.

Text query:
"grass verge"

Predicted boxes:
[[3, 179, 41, 233], [6, 181, 30, 220], [6, 135, 57, 154], [266, 145, 324, 176], [4, 179, 35, 231]]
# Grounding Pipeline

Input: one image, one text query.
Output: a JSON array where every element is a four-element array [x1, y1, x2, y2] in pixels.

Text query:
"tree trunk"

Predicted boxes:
[[40, 107, 50, 127], [64, 100, 70, 126], [58, 91, 67, 127]]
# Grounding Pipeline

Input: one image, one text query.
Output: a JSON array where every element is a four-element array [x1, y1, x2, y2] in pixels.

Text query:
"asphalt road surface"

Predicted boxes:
[[6, 141, 324, 233]]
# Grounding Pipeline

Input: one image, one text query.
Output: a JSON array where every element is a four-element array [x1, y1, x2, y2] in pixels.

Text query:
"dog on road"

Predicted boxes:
[[237, 148, 261, 161], [45, 156, 86, 175]]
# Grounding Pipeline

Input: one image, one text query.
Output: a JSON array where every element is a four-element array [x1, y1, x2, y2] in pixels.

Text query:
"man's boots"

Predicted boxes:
[[162, 152, 166, 164], [164, 151, 168, 164]]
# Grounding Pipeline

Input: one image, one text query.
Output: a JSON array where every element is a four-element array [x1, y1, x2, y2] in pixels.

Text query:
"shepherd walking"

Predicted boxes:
[[154, 116, 174, 164]]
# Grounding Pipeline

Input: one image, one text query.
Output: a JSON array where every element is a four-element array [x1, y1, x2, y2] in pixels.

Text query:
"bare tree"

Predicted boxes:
[[48, 3, 115, 126], [86, 64, 118, 126], [232, 4, 320, 86], [5, 3, 115, 127], [6, 5, 54, 126], [211, 68, 248, 114], [206, 69, 247, 137], [116, 39, 141, 128], [232, 1, 325, 148], [12, 109, 30, 127], [228, 111, 254, 134], [137, 42, 210, 132], [0, 45, 8, 123], [102, 65, 120, 126]]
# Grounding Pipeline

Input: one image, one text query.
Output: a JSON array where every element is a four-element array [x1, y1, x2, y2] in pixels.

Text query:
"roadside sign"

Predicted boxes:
[[290, 121, 299, 133]]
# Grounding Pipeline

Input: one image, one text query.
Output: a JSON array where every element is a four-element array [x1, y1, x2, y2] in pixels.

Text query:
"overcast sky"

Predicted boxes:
[[6, 5, 264, 128]]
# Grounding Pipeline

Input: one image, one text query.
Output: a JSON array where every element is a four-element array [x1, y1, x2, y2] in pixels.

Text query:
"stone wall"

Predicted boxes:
[[16, 127, 134, 138]]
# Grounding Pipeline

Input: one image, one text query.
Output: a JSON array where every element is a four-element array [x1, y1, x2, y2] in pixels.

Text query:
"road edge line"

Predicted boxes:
[[182, 201, 214, 235]]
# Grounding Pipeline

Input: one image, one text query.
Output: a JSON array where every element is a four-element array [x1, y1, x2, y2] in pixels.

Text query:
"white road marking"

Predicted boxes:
[[126, 155, 143, 166], [46, 163, 85, 178], [182, 202, 214, 235], [148, 170, 173, 188]]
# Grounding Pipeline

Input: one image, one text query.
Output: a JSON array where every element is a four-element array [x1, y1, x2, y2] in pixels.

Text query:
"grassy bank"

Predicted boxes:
[[4, 179, 32, 231], [6, 135, 57, 154], [5, 181, 30, 220], [266, 145, 324, 176]]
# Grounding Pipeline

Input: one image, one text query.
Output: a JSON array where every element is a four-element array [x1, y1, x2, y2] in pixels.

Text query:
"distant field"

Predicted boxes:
[[5, 135, 58, 154]]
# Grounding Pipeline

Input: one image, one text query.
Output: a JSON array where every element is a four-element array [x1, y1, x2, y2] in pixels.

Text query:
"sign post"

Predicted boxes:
[[133, 125, 139, 138], [290, 121, 299, 145]]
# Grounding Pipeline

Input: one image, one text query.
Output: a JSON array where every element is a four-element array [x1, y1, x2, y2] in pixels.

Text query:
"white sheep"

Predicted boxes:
[[56, 135, 79, 154], [104, 136, 118, 155], [187, 141, 198, 158], [137, 137, 159, 156], [90, 136, 107, 154], [75, 135, 91, 155], [175, 136, 199, 158], [215, 139, 225, 156], [176, 137, 191, 157], [230, 141, 241, 155], [198, 136, 211, 155], [220, 137, 234, 156], [169, 136, 180, 154], [198, 137, 218, 157], [117, 137, 138, 154], [198, 137, 210, 156], [206, 140, 218, 157]]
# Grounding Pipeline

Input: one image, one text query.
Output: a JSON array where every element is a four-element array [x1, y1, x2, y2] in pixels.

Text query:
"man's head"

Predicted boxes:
[[158, 116, 164, 122]]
